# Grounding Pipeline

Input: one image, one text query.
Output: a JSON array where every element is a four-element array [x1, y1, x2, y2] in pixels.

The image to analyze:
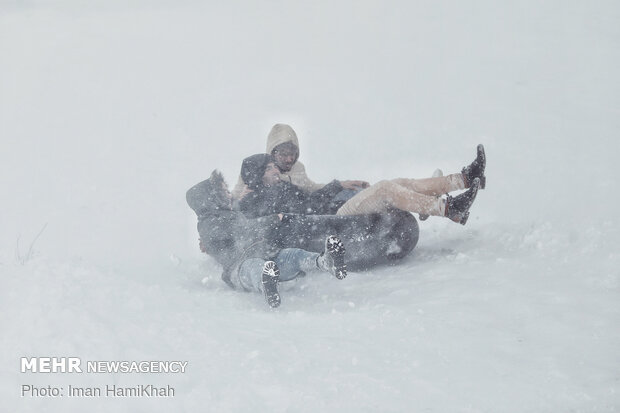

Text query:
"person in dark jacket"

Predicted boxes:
[[237, 154, 347, 218], [186, 170, 347, 308], [239, 145, 487, 225], [231, 123, 368, 199]]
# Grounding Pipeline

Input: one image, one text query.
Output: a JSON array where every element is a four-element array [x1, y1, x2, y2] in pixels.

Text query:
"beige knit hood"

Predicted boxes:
[[232, 123, 324, 199], [266, 124, 300, 159]]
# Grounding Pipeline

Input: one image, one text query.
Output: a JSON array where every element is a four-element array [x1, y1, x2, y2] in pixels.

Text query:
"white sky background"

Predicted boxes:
[[1, 0, 619, 265], [2, 2, 620, 412]]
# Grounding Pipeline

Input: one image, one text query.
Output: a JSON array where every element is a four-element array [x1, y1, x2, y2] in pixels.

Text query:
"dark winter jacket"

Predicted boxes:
[[237, 154, 345, 218], [186, 170, 281, 289], [238, 181, 345, 218], [240, 153, 272, 191]]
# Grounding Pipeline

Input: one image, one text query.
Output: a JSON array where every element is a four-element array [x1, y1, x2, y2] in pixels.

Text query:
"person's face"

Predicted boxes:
[[262, 162, 281, 187], [272, 144, 298, 172]]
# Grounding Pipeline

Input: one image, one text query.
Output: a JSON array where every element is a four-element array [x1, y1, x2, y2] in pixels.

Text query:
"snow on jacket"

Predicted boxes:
[[186, 171, 281, 289], [237, 153, 343, 218], [231, 124, 325, 199], [239, 180, 344, 218], [240, 153, 272, 191]]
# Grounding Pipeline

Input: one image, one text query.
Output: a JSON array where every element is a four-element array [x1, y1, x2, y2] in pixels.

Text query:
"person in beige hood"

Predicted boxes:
[[232, 124, 368, 200]]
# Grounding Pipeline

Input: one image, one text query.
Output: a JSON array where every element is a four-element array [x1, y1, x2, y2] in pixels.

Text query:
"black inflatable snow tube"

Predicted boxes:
[[276, 209, 419, 271]]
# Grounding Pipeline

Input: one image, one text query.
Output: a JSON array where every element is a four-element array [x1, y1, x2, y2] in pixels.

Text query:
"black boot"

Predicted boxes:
[[445, 178, 481, 225], [261, 261, 281, 308], [317, 235, 347, 279], [462, 144, 486, 189]]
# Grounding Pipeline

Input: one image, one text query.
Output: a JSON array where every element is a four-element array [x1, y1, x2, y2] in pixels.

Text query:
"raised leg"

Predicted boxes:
[[391, 174, 465, 196], [337, 180, 445, 216]]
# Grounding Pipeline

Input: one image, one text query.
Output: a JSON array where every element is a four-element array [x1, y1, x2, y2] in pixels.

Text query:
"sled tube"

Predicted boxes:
[[276, 209, 419, 271]]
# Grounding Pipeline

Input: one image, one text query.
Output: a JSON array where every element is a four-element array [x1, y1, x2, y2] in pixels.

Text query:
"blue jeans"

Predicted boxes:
[[238, 248, 320, 292]]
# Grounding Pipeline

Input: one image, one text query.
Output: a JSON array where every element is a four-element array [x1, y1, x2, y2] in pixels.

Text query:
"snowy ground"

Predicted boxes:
[[1, 1, 619, 412]]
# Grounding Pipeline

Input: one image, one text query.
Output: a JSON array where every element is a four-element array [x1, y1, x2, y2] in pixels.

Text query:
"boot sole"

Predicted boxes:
[[261, 261, 281, 308], [326, 236, 347, 280], [477, 144, 486, 189], [459, 178, 480, 225], [460, 211, 470, 225]]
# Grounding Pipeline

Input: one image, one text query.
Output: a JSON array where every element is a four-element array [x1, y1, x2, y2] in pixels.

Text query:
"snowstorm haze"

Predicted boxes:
[[1, 1, 619, 412]]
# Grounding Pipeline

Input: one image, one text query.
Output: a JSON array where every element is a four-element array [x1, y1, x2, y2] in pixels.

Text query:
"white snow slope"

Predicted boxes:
[[1, 1, 619, 412]]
